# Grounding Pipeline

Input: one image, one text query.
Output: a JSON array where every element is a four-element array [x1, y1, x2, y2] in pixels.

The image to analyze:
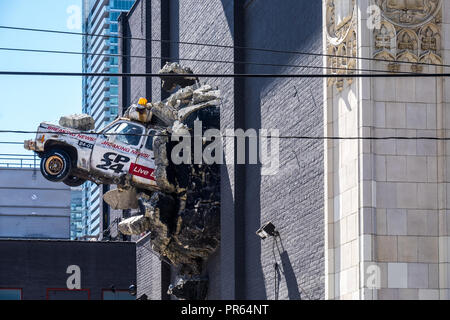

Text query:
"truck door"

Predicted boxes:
[[130, 129, 158, 189], [91, 121, 144, 180]]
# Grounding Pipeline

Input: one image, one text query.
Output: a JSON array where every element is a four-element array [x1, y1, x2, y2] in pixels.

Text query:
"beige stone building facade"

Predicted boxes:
[[324, 0, 450, 299]]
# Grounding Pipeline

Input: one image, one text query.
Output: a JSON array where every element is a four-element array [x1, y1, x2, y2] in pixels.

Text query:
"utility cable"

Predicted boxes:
[[2, 130, 450, 141], [0, 25, 447, 69], [0, 71, 448, 78], [0, 47, 416, 75]]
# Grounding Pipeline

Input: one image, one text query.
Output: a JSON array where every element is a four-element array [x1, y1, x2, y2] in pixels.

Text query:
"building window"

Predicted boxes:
[[102, 290, 135, 300], [110, 12, 120, 21], [110, 107, 118, 116], [0, 288, 22, 300], [110, 57, 118, 66], [111, 0, 135, 11], [110, 87, 118, 95], [46, 288, 90, 300], [110, 97, 118, 105]]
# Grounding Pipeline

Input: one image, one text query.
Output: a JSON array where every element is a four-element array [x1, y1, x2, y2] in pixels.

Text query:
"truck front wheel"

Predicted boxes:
[[40, 149, 72, 182]]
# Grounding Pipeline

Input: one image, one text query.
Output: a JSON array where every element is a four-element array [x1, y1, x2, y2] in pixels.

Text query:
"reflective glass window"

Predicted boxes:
[[103, 290, 134, 300], [0, 289, 21, 300]]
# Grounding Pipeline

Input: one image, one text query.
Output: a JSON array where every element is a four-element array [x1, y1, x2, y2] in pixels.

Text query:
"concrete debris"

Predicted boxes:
[[149, 101, 178, 127], [129, 106, 221, 277], [193, 84, 212, 93], [167, 275, 209, 300], [158, 62, 198, 92], [167, 87, 194, 108], [177, 85, 220, 122], [159, 62, 195, 76], [123, 84, 220, 128], [118, 215, 150, 235], [192, 85, 220, 104], [103, 187, 138, 210], [59, 114, 95, 131], [136, 153, 220, 276], [137, 191, 176, 245], [178, 99, 221, 123], [153, 131, 177, 194], [171, 120, 190, 135]]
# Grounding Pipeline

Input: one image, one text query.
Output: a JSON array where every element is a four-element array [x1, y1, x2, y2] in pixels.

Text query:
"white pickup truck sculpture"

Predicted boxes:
[[24, 111, 162, 189], [24, 63, 221, 300]]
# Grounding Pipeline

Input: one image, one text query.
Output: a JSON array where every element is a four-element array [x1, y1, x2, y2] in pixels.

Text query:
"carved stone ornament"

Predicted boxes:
[[326, 0, 357, 91], [326, 0, 356, 46], [375, 0, 442, 28], [372, 0, 442, 71]]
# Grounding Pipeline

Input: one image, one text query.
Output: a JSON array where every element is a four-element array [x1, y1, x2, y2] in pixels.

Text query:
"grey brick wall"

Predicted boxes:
[[0, 239, 136, 300], [136, 234, 163, 300], [240, 0, 324, 300], [120, 0, 324, 300]]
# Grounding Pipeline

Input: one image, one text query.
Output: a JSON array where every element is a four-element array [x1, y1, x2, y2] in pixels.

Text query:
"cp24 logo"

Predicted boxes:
[[96, 152, 131, 174]]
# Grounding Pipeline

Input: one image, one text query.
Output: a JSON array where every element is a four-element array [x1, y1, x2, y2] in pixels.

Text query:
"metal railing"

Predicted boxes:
[[0, 153, 38, 169]]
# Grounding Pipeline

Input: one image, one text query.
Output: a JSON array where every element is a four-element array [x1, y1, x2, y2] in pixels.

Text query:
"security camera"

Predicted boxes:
[[256, 221, 279, 240]]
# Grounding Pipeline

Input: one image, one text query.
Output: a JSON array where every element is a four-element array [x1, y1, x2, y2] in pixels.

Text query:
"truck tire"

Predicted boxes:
[[40, 149, 72, 182], [63, 175, 86, 187]]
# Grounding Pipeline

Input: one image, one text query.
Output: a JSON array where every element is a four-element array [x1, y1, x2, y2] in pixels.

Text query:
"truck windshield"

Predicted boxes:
[[114, 122, 143, 146]]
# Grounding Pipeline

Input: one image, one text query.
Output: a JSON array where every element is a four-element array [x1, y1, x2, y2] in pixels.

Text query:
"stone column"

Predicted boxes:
[[324, 0, 361, 300], [324, 0, 448, 300]]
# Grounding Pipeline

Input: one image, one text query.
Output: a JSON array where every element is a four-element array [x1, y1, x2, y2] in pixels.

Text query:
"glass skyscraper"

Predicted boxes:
[[70, 187, 83, 240], [81, 0, 135, 237]]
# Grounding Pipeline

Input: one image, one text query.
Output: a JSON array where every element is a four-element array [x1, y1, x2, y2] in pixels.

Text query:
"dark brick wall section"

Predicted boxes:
[[241, 0, 324, 300], [136, 234, 163, 299], [176, 0, 236, 300], [0, 239, 136, 300], [120, 0, 324, 300]]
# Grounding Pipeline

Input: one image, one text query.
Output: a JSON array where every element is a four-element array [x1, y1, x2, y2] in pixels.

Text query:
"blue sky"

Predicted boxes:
[[0, 0, 82, 157]]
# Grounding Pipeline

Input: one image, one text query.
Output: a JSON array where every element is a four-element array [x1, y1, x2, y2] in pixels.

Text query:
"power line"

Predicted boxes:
[[0, 71, 448, 78], [0, 47, 415, 75], [1, 130, 449, 141], [102, 217, 120, 236], [0, 25, 447, 70]]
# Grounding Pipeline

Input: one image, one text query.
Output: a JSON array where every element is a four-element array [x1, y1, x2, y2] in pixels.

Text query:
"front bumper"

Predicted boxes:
[[24, 139, 36, 151]]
